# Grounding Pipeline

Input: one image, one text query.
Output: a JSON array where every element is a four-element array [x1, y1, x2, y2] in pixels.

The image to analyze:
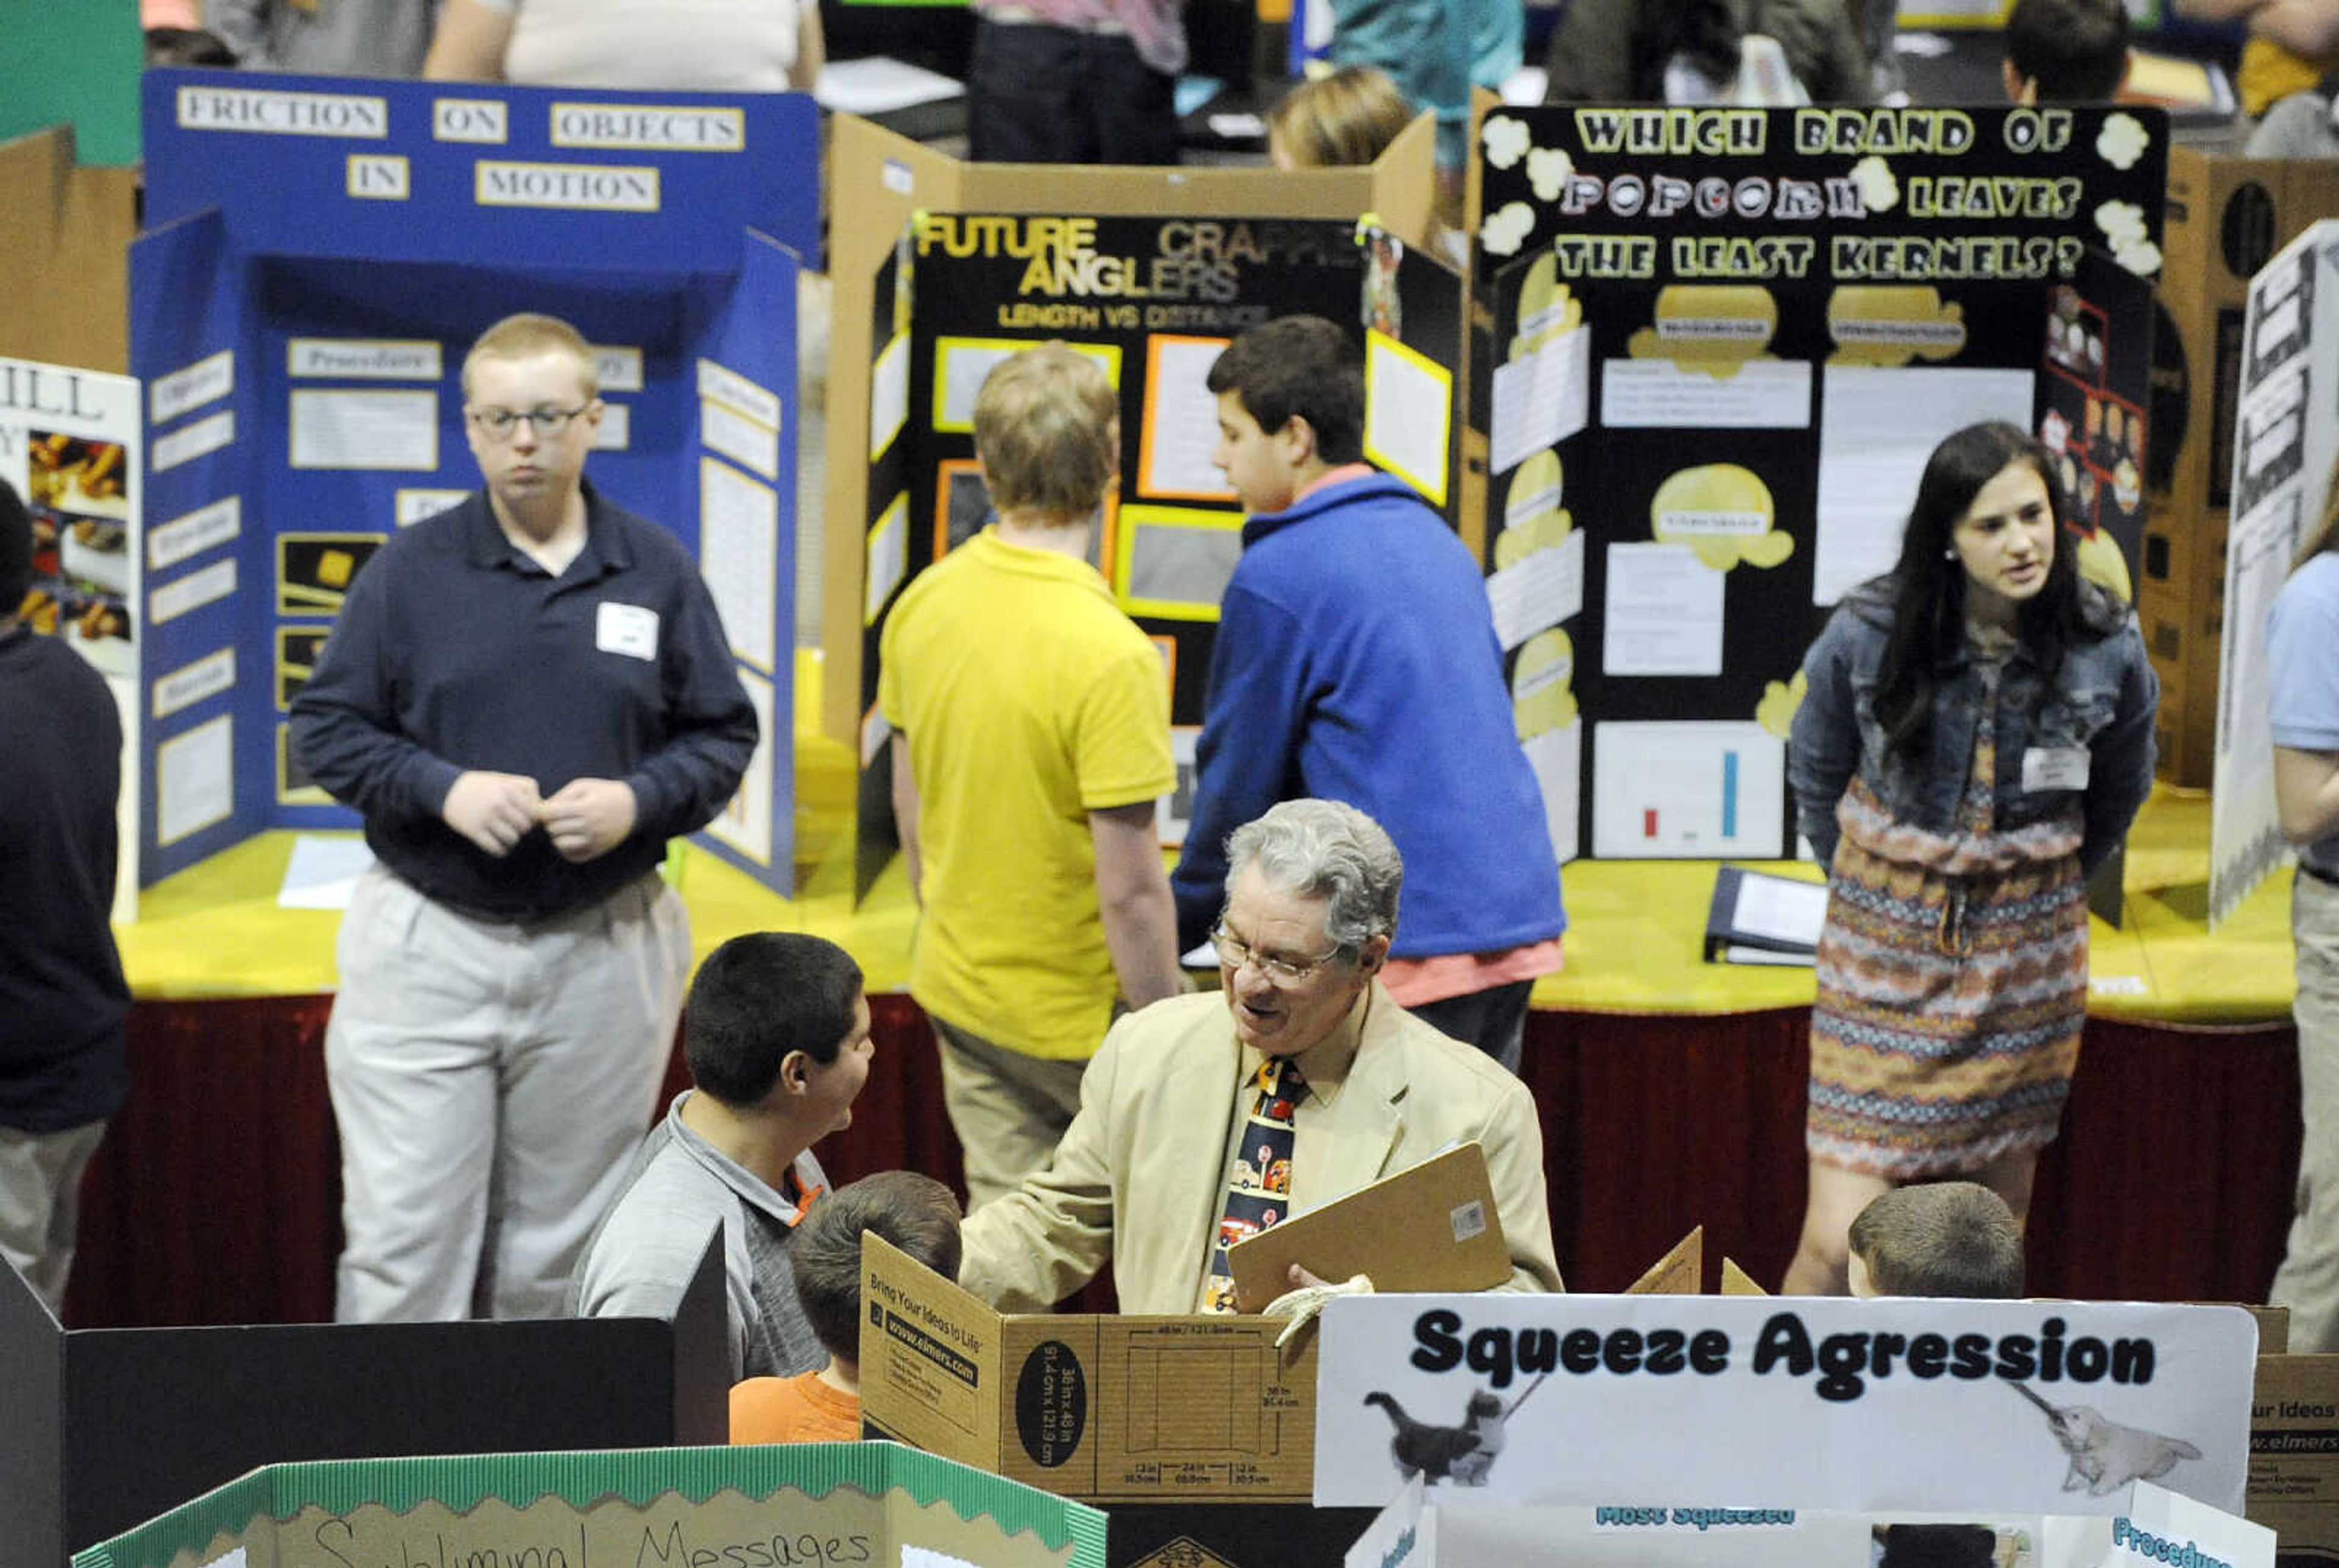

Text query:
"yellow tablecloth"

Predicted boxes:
[[119, 750, 2295, 1024], [1529, 778, 2296, 1022]]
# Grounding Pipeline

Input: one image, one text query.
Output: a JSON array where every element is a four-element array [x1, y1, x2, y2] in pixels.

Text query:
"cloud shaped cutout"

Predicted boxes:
[[2095, 199, 2146, 243], [1526, 146, 1573, 203], [1649, 464, 1797, 571], [1757, 669, 1808, 740], [1481, 200, 1536, 258], [2096, 199, 2161, 276], [2097, 113, 2150, 171], [1849, 155, 1898, 214], [2112, 235, 2164, 277], [1512, 628, 1578, 740], [1483, 115, 1530, 170]]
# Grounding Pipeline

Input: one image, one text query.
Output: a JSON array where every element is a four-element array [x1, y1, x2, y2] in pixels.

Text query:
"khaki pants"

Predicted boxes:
[[0, 1117, 107, 1317], [931, 1015, 1090, 1211], [2275, 871, 2339, 1352], [326, 864, 687, 1323]]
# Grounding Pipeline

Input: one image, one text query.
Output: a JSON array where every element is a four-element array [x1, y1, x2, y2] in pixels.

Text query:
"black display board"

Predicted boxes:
[[851, 214, 1464, 898], [1470, 104, 2167, 867], [2, 1240, 727, 1568], [1104, 1503, 1380, 1568]]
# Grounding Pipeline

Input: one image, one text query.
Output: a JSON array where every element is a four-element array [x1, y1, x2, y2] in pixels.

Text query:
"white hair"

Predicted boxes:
[[1223, 798, 1402, 952]]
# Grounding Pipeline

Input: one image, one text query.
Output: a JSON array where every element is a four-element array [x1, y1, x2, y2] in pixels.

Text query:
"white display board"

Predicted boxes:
[[2211, 221, 2339, 927], [2, 356, 143, 921], [1313, 1295, 2258, 1514], [1344, 1477, 2273, 1568]]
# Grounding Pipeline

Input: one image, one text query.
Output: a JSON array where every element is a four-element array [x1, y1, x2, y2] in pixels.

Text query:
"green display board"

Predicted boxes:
[[75, 1446, 1109, 1568], [0, 0, 143, 167]]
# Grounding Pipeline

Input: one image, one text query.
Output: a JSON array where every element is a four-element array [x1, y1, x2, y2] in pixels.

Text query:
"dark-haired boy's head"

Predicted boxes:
[[144, 26, 238, 66], [0, 479, 31, 613], [2004, 0, 2130, 103], [790, 1171, 962, 1366], [1206, 316, 1364, 514], [1847, 1182, 2025, 1299], [685, 932, 866, 1107]]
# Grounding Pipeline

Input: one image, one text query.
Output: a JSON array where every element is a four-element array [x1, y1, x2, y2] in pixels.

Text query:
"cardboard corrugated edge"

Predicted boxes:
[[71, 1447, 1107, 1568], [1226, 1142, 1509, 1311], [0, 125, 136, 373], [2247, 1351, 2339, 1561], [1623, 1227, 1704, 1295], [859, 1233, 1321, 1503]]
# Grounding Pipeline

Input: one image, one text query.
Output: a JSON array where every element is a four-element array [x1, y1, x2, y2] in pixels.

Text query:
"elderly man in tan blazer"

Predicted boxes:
[[958, 798, 1563, 1313]]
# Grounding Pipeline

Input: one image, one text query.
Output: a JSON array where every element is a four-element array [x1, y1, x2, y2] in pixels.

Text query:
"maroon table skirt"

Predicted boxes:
[[65, 996, 2299, 1327]]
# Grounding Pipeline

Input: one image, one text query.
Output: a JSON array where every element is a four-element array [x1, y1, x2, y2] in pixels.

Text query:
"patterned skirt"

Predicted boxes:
[[1807, 793, 2089, 1178]]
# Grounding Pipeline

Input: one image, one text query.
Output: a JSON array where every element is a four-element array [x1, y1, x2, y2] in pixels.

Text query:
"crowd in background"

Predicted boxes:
[[131, 0, 2339, 166]]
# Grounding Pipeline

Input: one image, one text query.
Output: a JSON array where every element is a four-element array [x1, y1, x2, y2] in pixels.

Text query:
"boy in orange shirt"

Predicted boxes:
[[729, 1171, 962, 1443]]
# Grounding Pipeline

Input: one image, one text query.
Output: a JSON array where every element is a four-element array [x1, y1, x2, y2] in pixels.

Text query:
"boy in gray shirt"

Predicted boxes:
[[570, 933, 875, 1380]]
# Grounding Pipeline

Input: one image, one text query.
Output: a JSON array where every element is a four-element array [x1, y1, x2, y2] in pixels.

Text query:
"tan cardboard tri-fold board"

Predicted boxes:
[[858, 1218, 1711, 1508], [2142, 147, 2339, 786], [814, 112, 1440, 742], [858, 1232, 1323, 1503], [2248, 1352, 2339, 1560]]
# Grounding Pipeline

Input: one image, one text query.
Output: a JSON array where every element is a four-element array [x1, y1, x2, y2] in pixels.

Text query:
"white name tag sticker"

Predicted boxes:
[[596, 601, 660, 661], [2022, 744, 2090, 792]]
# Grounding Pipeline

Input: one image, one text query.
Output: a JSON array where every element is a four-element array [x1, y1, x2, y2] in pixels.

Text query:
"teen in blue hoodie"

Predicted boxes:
[[1172, 316, 1566, 1073]]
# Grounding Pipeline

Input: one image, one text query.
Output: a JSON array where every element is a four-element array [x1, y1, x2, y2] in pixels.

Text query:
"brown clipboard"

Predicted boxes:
[[1226, 1141, 1510, 1312]]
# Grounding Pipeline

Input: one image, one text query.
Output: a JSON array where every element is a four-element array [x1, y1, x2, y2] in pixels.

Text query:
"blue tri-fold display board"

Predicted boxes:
[[130, 69, 817, 891]]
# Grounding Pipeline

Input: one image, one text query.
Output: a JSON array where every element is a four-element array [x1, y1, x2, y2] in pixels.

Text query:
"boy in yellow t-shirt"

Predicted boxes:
[[878, 343, 1182, 1209]]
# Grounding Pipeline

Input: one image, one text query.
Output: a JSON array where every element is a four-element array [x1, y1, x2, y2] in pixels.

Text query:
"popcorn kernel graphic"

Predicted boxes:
[[1513, 628, 1578, 740], [1758, 668, 1808, 740], [1826, 285, 1966, 367], [1483, 114, 1530, 169], [1626, 286, 1780, 378], [2076, 527, 2133, 603], [1650, 464, 1796, 572], [1501, 450, 1570, 546], [1482, 200, 1536, 258]]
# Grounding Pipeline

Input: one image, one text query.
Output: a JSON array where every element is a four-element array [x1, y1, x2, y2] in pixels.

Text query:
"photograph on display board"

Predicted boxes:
[[2034, 251, 2156, 603], [22, 431, 134, 678], [275, 532, 384, 617], [1470, 104, 2168, 863], [275, 721, 331, 806], [276, 626, 327, 709]]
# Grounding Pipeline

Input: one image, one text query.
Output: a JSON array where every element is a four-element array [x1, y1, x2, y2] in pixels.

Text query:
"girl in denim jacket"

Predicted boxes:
[[1781, 421, 2156, 1295]]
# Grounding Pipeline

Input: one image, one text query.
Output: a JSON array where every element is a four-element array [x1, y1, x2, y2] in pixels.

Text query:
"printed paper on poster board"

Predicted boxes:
[[1312, 1294, 2256, 1514], [1340, 1478, 2272, 1568]]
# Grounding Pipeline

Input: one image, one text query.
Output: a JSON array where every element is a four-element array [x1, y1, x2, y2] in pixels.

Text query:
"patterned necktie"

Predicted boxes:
[[1202, 1056, 1307, 1313]]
